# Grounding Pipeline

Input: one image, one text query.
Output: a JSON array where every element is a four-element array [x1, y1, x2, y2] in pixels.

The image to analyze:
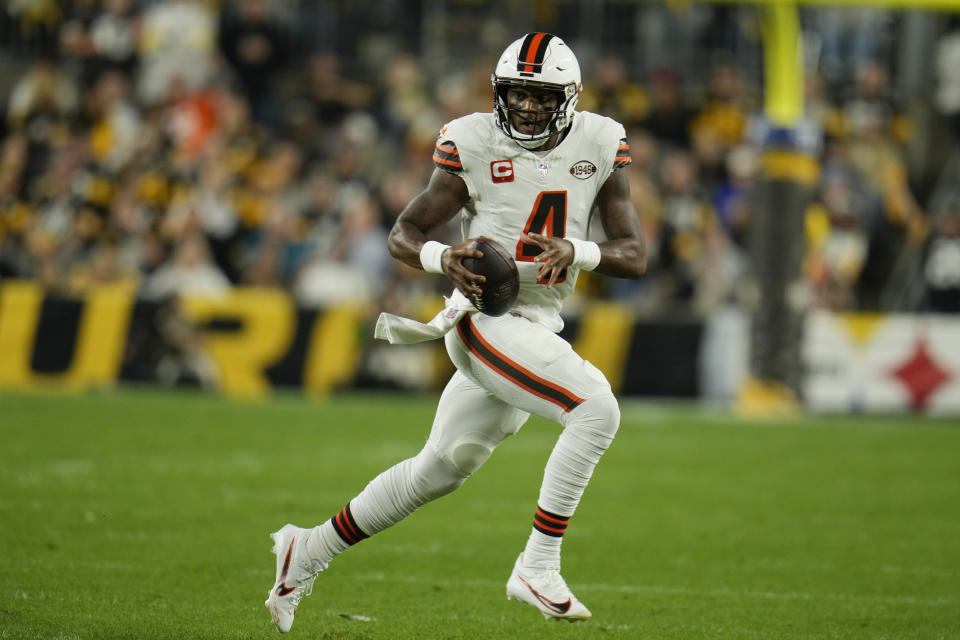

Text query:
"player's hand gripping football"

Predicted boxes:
[[522, 232, 574, 289], [441, 237, 486, 299]]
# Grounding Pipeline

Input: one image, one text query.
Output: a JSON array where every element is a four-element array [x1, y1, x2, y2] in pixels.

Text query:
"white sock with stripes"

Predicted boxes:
[[305, 446, 467, 565], [522, 393, 620, 569]]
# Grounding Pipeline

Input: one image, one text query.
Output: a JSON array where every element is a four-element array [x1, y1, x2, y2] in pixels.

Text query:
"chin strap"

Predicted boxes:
[[514, 135, 550, 150]]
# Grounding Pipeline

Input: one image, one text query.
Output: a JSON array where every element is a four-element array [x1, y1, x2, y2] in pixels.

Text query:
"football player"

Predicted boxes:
[[266, 32, 646, 631]]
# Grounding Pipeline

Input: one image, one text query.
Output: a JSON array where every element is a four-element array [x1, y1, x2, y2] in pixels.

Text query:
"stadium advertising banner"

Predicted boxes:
[[4, 280, 959, 414], [0, 281, 365, 396], [804, 311, 960, 414], [0, 281, 702, 399]]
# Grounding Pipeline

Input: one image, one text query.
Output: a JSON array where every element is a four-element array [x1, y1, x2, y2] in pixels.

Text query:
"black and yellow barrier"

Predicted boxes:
[[0, 281, 704, 398], [0, 282, 365, 397]]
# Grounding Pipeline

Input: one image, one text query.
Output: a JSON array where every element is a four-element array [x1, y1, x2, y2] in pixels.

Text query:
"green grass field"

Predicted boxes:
[[0, 388, 958, 640]]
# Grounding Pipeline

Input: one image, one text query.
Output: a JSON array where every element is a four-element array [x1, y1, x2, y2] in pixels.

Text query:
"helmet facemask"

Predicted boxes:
[[493, 78, 579, 149]]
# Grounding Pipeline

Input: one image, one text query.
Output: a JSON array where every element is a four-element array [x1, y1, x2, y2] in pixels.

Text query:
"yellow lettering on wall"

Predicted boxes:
[[181, 289, 295, 397], [303, 305, 365, 396], [0, 281, 135, 389], [63, 282, 136, 388], [0, 281, 44, 386]]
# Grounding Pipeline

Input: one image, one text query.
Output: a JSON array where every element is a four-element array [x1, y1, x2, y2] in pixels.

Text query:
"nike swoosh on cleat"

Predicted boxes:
[[518, 576, 572, 614], [275, 537, 296, 597]]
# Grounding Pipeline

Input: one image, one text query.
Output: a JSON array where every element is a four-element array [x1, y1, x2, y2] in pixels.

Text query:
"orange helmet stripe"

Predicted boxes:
[[517, 32, 555, 74]]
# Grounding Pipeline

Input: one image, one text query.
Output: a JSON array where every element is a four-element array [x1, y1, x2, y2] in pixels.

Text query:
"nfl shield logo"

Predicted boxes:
[[537, 161, 549, 177]]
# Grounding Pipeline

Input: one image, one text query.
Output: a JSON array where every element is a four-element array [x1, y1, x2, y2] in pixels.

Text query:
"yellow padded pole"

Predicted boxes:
[[761, 1, 804, 127]]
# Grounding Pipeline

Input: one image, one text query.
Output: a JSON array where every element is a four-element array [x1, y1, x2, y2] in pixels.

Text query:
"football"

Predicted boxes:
[[461, 236, 519, 316]]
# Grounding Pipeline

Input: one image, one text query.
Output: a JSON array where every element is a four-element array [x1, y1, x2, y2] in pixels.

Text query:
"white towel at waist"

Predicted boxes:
[[374, 289, 475, 344]]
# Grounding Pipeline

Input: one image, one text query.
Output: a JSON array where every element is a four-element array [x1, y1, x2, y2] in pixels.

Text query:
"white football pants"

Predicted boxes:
[[312, 312, 620, 566]]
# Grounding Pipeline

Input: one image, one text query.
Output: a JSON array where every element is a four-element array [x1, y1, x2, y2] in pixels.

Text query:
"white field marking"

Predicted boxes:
[[47, 459, 96, 476], [346, 572, 958, 608], [64, 560, 138, 572], [0, 556, 136, 572], [880, 564, 956, 577], [11, 460, 96, 486], [723, 556, 956, 579], [103, 529, 151, 542], [0, 633, 82, 640]]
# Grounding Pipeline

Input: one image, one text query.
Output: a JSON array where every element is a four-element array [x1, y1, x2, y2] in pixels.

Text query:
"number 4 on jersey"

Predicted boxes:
[[516, 191, 568, 284]]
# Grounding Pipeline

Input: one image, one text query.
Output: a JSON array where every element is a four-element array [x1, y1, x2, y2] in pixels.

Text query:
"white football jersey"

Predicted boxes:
[[433, 111, 631, 332]]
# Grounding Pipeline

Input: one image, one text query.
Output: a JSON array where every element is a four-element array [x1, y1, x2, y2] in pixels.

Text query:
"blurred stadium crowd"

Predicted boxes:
[[1, 0, 959, 319]]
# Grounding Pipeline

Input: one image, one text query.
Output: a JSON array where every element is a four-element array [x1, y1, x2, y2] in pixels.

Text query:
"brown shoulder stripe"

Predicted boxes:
[[433, 140, 462, 170], [614, 137, 632, 169]]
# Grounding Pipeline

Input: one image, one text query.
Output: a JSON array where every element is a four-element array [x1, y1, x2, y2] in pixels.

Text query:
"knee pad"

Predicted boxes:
[[409, 446, 472, 501], [448, 441, 493, 476], [564, 391, 621, 441], [427, 429, 501, 477]]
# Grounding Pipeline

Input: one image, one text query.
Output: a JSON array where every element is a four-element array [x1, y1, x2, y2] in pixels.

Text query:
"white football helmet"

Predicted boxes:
[[492, 33, 582, 149]]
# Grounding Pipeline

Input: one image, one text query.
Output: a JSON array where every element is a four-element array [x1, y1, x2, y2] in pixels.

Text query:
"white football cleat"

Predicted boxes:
[[265, 524, 326, 633], [506, 553, 592, 621]]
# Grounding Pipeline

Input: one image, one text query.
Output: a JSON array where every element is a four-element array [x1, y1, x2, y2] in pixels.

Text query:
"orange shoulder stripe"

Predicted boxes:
[[433, 154, 463, 168]]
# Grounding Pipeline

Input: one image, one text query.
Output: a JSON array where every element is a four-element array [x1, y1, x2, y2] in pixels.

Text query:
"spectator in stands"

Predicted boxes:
[[87, 69, 141, 173], [338, 190, 391, 288], [280, 53, 375, 166], [579, 55, 648, 129], [921, 198, 960, 313], [935, 25, 960, 140], [14, 130, 87, 289], [300, 52, 373, 130], [137, 0, 216, 106], [88, 0, 140, 79], [107, 177, 158, 273], [837, 60, 925, 310], [638, 65, 695, 150], [377, 53, 432, 145], [6, 57, 78, 134], [218, 0, 289, 126], [141, 229, 230, 300], [67, 234, 140, 293], [688, 61, 750, 194], [690, 61, 749, 152], [805, 171, 869, 310], [810, 6, 893, 90], [710, 144, 755, 248], [299, 164, 343, 241], [241, 197, 307, 288], [5, 0, 63, 56], [805, 69, 846, 142], [656, 149, 713, 304], [292, 188, 386, 308], [0, 132, 28, 203]]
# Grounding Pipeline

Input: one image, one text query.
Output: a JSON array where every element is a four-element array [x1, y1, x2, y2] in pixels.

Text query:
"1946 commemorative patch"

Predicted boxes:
[[569, 160, 597, 179]]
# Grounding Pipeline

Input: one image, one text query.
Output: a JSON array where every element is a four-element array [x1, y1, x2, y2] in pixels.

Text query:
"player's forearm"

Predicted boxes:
[[596, 237, 647, 279], [387, 219, 432, 270], [388, 170, 469, 272]]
